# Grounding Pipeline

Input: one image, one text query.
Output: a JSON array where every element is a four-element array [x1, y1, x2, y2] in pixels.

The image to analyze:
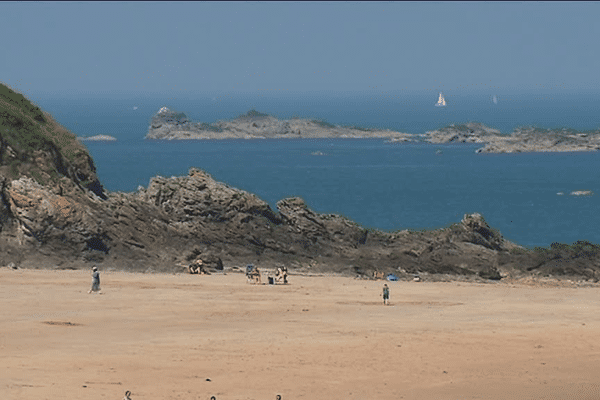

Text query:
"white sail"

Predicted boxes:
[[435, 92, 446, 107]]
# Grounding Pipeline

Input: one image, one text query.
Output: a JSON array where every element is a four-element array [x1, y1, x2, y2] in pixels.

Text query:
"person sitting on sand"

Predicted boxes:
[[188, 262, 197, 274], [188, 259, 208, 274], [382, 283, 389, 305], [88, 266, 101, 294], [281, 266, 288, 284], [189, 260, 197, 274], [275, 266, 284, 283]]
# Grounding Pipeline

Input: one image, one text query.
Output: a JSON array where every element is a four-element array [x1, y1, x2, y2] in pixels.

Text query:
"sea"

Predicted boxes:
[[28, 90, 600, 249]]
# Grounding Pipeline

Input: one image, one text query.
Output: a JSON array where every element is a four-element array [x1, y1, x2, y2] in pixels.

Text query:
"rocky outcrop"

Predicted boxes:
[[3, 161, 600, 281], [476, 127, 600, 153], [424, 123, 600, 153], [146, 108, 413, 140], [423, 123, 502, 144]]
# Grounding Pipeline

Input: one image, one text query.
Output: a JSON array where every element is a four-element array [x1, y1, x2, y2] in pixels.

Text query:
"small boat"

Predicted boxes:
[[492, 95, 498, 104], [435, 92, 446, 107]]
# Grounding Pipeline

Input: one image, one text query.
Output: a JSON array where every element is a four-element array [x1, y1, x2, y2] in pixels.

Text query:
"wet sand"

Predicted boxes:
[[2, 268, 600, 400]]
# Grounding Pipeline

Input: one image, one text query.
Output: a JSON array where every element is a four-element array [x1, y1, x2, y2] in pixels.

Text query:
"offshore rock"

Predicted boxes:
[[78, 135, 117, 141]]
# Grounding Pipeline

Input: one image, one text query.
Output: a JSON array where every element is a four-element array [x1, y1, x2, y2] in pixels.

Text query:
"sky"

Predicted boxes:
[[3, 1, 600, 100]]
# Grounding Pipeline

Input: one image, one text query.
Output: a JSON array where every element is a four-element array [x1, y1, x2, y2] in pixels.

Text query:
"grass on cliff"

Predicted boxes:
[[0, 82, 92, 184], [534, 241, 600, 258]]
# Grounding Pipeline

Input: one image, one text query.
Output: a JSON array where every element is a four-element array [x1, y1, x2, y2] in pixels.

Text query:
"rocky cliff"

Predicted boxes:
[[2, 83, 600, 282], [146, 108, 414, 141]]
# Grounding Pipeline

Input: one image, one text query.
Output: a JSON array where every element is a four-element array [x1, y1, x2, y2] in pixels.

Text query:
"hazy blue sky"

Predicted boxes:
[[3, 1, 600, 99]]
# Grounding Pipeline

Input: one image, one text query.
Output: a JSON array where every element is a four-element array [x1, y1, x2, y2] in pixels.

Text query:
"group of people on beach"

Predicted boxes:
[[88, 264, 391, 304], [188, 259, 209, 275], [245, 264, 288, 285]]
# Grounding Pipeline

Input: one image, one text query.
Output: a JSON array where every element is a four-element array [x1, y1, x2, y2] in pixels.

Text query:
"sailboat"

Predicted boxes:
[[435, 92, 446, 107]]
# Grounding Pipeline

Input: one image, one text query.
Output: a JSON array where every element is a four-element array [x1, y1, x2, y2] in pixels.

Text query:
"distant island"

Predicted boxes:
[[78, 134, 117, 141], [146, 107, 600, 153], [146, 107, 414, 140], [392, 122, 600, 153]]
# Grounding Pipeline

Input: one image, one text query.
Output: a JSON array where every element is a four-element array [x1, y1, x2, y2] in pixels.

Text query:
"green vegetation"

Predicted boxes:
[[534, 241, 600, 258], [243, 109, 270, 118], [1, 84, 82, 162], [0, 82, 101, 192], [0, 84, 45, 123]]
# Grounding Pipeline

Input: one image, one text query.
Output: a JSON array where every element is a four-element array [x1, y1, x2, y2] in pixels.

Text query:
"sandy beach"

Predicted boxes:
[[2, 267, 600, 400]]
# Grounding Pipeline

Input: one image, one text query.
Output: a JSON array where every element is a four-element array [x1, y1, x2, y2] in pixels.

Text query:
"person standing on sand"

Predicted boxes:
[[88, 266, 101, 294], [382, 283, 389, 305]]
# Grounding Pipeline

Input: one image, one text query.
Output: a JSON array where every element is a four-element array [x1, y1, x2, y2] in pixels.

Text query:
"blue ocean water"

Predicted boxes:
[[33, 90, 600, 139], [28, 92, 600, 248]]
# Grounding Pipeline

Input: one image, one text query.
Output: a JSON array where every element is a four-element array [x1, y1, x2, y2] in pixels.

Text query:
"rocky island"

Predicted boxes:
[[421, 122, 600, 153], [146, 106, 600, 153], [2, 83, 600, 283], [146, 107, 414, 141]]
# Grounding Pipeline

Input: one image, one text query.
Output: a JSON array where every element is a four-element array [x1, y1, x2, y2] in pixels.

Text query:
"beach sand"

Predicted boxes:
[[2, 268, 600, 400]]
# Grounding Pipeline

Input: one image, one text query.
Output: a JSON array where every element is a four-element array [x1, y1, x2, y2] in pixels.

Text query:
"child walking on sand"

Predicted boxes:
[[88, 266, 101, 294], [382, 283, 389, 305]]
